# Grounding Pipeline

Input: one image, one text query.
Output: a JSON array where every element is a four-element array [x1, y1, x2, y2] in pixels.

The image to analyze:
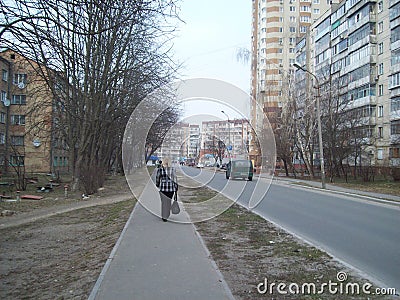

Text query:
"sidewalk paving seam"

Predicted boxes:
[[190, 217, 236, 300], [88, 198, 139, 300]]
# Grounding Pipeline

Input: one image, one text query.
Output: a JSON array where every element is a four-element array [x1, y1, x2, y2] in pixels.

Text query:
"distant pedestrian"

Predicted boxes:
[[156, 157, 178, 222]]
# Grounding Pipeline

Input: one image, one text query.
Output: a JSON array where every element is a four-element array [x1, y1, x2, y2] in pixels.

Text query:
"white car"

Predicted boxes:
[[196, 163, 204, 168]]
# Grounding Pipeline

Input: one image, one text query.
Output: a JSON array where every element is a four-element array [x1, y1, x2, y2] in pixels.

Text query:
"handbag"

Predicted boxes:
[[171, 192, 180, 214]]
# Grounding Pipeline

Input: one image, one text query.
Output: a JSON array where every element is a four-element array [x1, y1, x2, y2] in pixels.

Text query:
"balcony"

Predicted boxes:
[[349, 95, 377, 109], [344, 56, 376, 74], [390, 87, 400, 97], [390, 110, 400, 120], [348, 35, 376, 53], [391, 63, 400, 74], [348, 14, 377, 35], [332, 50, 348, 64], [390, 17, 400, 29], [389, 0, 400, 8], [348, 75, 377, 90], [347, 0, 377, 17], [390, 134, 400, 144], [391, 40, 400, 51]]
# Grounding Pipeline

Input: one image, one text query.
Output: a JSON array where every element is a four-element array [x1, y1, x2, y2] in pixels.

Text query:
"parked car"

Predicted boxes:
[[226, 160, 253, 181], [196, 163, 204, 168]]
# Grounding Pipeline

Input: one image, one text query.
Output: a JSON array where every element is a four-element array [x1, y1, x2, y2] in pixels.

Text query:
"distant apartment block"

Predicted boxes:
[[201, 119, 251, 160]]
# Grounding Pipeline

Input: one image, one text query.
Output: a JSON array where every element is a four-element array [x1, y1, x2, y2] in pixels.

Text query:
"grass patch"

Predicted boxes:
[[330, 179, 400, 197]]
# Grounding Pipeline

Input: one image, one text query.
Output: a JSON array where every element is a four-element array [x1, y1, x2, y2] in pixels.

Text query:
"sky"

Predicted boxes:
[[172, 1, 252, 121]]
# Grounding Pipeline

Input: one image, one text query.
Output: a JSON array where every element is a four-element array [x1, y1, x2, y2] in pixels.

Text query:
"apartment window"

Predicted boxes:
[[355, 13, 361, 23], [1, 90, 6, 102], [378, 127, 383, 138], [301, 6, 310, 12], [378, 63, 384, 75], [0, 112, 5, 124], [378, 105, 384, 117], [261, 28, 266, 33], [11, 136, 24, 146], [2, 69, 7, 81], [277, 48, 283, 53], [390, 147, 400, 158], [313, 0, 320, 3], [279, 38, 283, 44], [391, 120, 400, 135], [378, 84, 383, 96], [290, 27, 296, 33], [378, 42, 383, 55], [391, 97, 400, 111], [0, 133, 4, 145], [279, 17, 284, 22], [314, 8, 320, 14], [378, 21, 383, 33], [290, 16, 296, 22], [390, 72, 400, 88], [300, 16, 311, 22], [377, 149, 383, 160], [300, 26, 308, 33], [9, 155, 24, 166], [290, 58, 295, 64], [378, 1, 383, 12], [11, 115, 25, 125], [290, 6, 296, 11], [12, 73, 27, 85], [279, 27, 283, 32], [11, 95, 26, 105], [261, 38, 266, 43], [280, 7, 284, 12]]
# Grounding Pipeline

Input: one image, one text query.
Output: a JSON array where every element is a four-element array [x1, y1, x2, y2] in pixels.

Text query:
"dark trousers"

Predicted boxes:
[[159, 191, 174, 219]]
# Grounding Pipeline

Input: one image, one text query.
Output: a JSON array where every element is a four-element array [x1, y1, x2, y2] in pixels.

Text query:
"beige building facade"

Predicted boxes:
[[295, 0, 399, 167], [251, 0, 335, 128], [0, 49, 68, 175]]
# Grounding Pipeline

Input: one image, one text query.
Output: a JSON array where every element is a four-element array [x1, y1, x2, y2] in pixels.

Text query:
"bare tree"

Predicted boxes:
[[1, 0, 181, 193]]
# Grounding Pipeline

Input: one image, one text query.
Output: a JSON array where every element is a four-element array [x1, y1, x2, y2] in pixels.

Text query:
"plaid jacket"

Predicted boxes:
[[156, 167, 178, 192]]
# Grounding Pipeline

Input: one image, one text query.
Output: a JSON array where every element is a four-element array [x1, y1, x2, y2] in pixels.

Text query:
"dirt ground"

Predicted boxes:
[[0, 175, 135, 300]]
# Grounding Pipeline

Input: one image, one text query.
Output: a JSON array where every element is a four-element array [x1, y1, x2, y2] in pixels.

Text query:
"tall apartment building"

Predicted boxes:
[[295, 0, 399, 167], [251, 0, 335, 129], [0, 49, 68, 175]]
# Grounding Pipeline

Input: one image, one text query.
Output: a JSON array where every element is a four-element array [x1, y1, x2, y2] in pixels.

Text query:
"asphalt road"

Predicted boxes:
[[179, 166, 400, 293]]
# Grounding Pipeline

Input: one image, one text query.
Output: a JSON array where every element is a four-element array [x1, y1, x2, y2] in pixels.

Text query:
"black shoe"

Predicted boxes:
[[162, 218, 167, 222]]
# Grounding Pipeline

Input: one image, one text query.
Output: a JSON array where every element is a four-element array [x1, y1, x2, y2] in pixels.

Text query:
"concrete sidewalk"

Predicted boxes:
[[88, 180, 234, 300]]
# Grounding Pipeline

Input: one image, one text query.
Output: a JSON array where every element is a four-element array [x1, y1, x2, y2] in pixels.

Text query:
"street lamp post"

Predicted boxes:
[[293, 63, 326, 189], [221, 110, 231, 157]]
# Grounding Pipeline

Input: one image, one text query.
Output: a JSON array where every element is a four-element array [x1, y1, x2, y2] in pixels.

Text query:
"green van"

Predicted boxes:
[[226, 160, 253, 181]]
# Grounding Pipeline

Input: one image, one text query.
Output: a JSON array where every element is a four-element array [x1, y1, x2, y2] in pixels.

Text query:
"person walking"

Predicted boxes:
[[156, 157, 178, 222]]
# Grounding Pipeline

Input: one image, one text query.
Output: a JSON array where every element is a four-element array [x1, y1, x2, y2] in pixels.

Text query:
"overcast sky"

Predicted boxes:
[[172, 1, 252, 120]]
